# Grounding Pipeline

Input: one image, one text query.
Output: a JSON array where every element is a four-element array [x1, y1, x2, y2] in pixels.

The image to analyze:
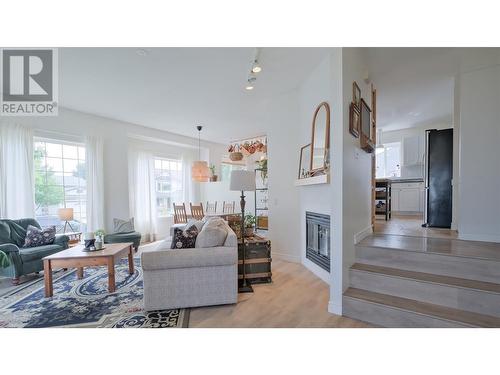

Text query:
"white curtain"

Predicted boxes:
[[85, 136, 104, 232], [129, 150, 157, 242], [0, 123, 35, 219], [181, 153, 197, 204]]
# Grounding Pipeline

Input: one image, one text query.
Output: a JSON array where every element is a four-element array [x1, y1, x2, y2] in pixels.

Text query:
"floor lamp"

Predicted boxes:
[[230, 170, 256, 293]]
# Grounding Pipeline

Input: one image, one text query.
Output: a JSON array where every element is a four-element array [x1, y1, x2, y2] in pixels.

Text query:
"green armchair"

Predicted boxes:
[[0, 218, 69, 284]]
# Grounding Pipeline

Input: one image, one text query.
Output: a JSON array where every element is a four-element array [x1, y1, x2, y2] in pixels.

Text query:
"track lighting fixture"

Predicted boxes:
[[245, 76, 256, 91], [251, 59, 262, 73]]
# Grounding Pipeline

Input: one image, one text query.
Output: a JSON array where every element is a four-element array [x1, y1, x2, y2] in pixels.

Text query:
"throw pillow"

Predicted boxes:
[[170, 225, 199, 249], [113, 218, 135, 233], [184, 219, 204, 234], [195, 225, 228, 248], [23, 225, 56, 248]]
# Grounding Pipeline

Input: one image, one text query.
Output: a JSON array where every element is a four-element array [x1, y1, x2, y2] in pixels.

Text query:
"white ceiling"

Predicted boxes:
[[364, 47, 500, 131], [59, 48, 330, 143], [59, 47, 500, 141]]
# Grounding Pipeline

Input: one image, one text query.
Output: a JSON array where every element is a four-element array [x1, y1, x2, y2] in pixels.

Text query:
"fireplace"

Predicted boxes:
[[306, 212, 330, 272]]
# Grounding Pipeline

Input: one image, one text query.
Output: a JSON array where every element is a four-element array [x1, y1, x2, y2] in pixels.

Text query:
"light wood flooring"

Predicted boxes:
[[374, 213, 458, 239], [1, 244, 369, 328], [189, 259, 370, 328]]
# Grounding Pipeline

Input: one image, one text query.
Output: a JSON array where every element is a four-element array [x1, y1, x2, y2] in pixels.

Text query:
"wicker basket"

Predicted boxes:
[[229, 151, 243, 161]]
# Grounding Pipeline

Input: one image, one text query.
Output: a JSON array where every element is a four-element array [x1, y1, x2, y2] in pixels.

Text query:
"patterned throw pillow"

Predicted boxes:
[[23, 225, 56, 248], [113, 218, 135, 233], [170, 225, 198, 249]]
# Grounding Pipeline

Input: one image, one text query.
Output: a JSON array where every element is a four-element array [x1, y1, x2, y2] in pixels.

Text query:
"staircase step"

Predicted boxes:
[[359, 234, 500, 261], [356, 243, 500, 283], [343, 288, 500, 328], [350, 263, 500, 317], [352, 263, 500, 293]]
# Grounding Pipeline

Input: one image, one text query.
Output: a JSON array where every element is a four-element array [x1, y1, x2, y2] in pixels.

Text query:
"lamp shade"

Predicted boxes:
[[230, 170, 256, 192], [58, 208, 74, 221], [191, 160, 210, 182]]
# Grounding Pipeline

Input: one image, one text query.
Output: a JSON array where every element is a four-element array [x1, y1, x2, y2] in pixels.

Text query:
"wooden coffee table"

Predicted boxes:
[[42, 242, 134, 297]]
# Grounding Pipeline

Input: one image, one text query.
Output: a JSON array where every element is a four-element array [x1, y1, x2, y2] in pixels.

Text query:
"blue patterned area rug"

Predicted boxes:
[[0, 258, 189, 328]]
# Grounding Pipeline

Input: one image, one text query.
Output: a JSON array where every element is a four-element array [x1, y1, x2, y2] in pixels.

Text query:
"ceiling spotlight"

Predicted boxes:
[[251, 60, 262, 73], [245, 76, 256, 91]]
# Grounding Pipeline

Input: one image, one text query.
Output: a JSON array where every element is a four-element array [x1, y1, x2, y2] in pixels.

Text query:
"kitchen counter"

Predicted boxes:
[[390, 178, 424, 183]]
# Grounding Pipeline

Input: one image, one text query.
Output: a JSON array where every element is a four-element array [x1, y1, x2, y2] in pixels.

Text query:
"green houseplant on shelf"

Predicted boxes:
[[257, 158, 267, 185], [209, 164, 218, 182], [244, 214, 256, 237]]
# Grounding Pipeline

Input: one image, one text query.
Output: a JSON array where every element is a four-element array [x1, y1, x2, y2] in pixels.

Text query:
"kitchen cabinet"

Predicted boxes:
[[399, 188, 420, 212], [392, 181, 425, 214], [392, 188, 400, 211], [403, 135, 425, 166]]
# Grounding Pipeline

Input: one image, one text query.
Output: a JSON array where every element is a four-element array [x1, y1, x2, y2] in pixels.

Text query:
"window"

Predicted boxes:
[[376, 142, 401, 178], [34, 139, 87, 232], [220, 162, 246, 181], [154, 158, 183, 217]]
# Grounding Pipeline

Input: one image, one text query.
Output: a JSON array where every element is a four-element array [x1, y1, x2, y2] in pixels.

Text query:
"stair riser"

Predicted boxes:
[[350, 270, 500, 318], [356, 245, 500, 284], [343, 297, 472, 328]]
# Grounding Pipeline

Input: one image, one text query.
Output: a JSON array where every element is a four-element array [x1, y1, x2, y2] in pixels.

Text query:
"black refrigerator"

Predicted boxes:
[[423, 128, 453, 228]]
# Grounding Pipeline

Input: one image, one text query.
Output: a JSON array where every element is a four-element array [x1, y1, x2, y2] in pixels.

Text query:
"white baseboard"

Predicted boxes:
[[458, 233, 500, 243], [273, 251, 301, 263], [302, 257, 330, 284], [354, 225, 373, 244], [328, 300, 342, 315]]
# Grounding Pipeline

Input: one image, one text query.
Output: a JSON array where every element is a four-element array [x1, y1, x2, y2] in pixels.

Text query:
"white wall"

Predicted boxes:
[[328, 48, 373, 314], [264, 91, 302, 263], [458, 64, 500, 242], [1, 107, 227, 233], [297, 54, 334, 281]]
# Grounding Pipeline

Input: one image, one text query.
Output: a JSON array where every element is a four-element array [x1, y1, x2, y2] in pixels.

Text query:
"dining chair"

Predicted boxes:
[[190, 202, 205, 220], [173, 203, 188, 224], [206, 201, 217, 214], [222, 201, 235, 214]]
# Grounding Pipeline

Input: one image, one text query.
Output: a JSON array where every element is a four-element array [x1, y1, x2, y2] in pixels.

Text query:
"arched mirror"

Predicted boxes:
[[310, 102, 330, 174]]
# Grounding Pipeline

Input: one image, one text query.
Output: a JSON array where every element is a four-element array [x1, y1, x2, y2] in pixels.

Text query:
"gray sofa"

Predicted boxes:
[[141, 219, 238, 311]]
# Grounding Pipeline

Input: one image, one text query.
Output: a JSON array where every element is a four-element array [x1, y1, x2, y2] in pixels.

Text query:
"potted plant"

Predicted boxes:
[[209, 164, 218, 182], [244, 214, 256, 237], [257, 158, 268, 184]]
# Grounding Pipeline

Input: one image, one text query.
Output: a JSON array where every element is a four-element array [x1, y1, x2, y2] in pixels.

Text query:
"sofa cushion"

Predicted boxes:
[[195, 217, 228, 248], [113, 217, 135, 233], [0, 221, 12, 245], [105, 231, 141, 243], [141, 246, 237, 270], [222, 222, 238, 247], [19, 244, 62, 263], [14, 218, 41, 231], [8, 221, 28, 247], [23, 225, 56, 248], [170, 226, 198, 249]]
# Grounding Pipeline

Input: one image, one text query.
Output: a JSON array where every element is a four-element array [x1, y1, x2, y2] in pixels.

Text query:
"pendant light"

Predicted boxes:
[[191, 125, 210, 182]]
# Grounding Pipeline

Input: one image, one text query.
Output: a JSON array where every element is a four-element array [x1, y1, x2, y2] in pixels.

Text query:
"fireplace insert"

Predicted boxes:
[[306, 212, 330, 272]]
